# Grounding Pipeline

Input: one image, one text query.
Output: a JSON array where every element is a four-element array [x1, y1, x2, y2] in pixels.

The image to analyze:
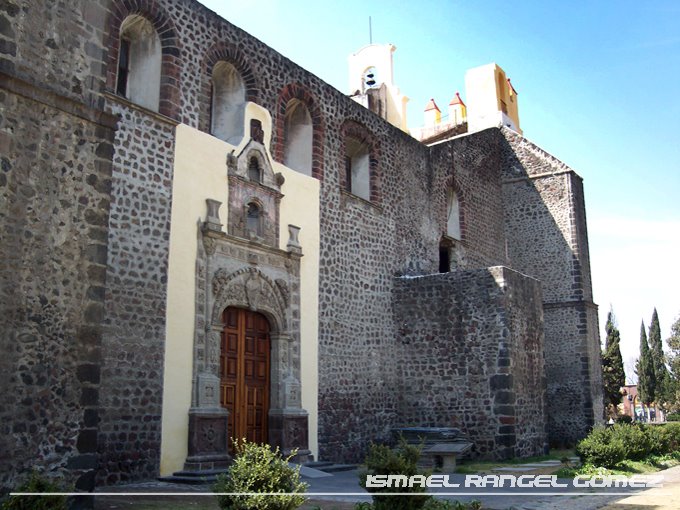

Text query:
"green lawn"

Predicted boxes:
[[454, 449, 574, 474]]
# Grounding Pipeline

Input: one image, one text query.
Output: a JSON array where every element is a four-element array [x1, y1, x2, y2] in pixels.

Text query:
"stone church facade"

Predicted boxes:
[[0, 0, 602, 492]]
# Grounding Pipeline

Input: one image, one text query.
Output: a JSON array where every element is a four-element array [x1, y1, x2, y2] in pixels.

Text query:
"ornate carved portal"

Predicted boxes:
[[184, 149, 310, 471]]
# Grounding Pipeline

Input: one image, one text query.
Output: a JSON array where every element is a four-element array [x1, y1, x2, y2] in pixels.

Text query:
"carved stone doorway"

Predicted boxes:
[[221, 307, 270, 454]]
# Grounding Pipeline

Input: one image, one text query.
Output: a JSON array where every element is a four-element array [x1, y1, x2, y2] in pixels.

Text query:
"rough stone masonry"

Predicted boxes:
[[0, 0, 601, 491]]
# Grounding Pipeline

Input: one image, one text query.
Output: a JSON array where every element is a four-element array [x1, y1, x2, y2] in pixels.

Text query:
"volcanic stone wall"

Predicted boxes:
[[393, 267, 547, 460], [500, 129, 602, 445], [0, 0, 115, 493], [0, 0, 602, 487], [96, 100, 176, 484], [96, 0, 565, 466], [0, 0, 110, 108], [92, 0, 463, 465], [430, 129, 510, 269]]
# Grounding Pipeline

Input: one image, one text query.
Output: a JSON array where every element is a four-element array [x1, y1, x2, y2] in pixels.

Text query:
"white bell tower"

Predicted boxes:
[[348, 43, 409, 131]]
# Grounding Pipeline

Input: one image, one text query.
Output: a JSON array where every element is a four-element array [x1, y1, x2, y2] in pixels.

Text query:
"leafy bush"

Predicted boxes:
[[576, 422, 680, 469], [1, 471, 67, 510], [648, 423, 680, 454], [214, 439, 307, 510], [616, 415, 633, 424], [575, 426, 626, 468], [358, 439, 431, 510], [610, 423, 651, 460], [666, 413, 680, 422]]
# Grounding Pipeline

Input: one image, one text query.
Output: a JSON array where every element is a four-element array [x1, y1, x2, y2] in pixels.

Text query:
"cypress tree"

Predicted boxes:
[[649, 308, 671, 408], [668, 315, 680, 378], [637, 320, 656, 412], [601, 310, 625, 412], [667, 315, 680, 406]]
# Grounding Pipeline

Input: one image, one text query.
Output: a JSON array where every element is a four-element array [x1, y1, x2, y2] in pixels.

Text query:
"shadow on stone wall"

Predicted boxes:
[[393, 267, 547, 460], [498, 129, 602, 447]]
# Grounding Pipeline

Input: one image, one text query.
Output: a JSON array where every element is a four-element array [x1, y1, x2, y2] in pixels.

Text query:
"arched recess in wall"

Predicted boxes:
[[274, 83, 324, 180], [283, 100, 313, 176], [245, 201, 263, 237], [117, 15, 161, 111], [200, 42, 258, 137], [104, 1, 181, 119], [211, 61, 246, 144], [339, 120, 381, 203], [444, 176, 465, 241], [446, 186, 461, 240]]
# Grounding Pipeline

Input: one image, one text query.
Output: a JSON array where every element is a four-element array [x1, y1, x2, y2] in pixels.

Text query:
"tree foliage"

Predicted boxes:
[[637, 320, 656, 406], [601, 310, 625, 411], [649, 308, 672, 408], [666, 314, 680, 408]]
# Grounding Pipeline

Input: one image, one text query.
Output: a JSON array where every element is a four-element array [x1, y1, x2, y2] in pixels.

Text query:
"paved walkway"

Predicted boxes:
[[93, 463, 680, 510]]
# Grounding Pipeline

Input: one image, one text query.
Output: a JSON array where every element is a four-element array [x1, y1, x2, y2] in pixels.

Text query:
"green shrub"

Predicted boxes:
[[575, 426, 626, 468], [610, 423, 651, 460], [650, 423, 680, 454], [616, 415, 633, 424], [644, 425, 668, 455], [1, 471, 67, 510], [666, 413, 680, 422], [213, 439, 307, 510], [358, 439, 431, 510], [576, 422, 680, 469], [665, 423, 680, 451]]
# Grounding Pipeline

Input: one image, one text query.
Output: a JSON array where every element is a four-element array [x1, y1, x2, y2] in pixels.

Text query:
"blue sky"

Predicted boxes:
[[199, 0, 680, 379]]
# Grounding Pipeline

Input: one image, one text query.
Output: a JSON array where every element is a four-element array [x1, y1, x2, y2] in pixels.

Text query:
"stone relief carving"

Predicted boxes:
[[203, 237, 217, 256], [210, 266, 287, 329], [275, 279, 289, 307], [208, 330, 220, 368], [284, 418, 307, 449], [245, 273, 263, 310], [212, 268, 231, 296], [196, 418, 227, 453]]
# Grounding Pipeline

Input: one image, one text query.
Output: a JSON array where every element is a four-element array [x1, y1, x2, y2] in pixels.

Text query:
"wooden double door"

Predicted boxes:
[[220, 307, 271, 452]]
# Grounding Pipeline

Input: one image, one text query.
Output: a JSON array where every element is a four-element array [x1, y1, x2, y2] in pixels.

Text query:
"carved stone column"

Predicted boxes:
[[185, 328, 230, 470], [184, 203, 231, 471], [268, 333, 311, 462]]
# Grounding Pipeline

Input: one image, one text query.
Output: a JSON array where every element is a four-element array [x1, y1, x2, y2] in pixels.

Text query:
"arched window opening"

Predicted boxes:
[[118, 15, 161, 111], [446, 187, 461, 240], [363, 66, 378, 92], [344, 136, 370, 201], [248, 157, 261, 182], [246, 202, 261, 236], [211, 61, 246, 144], [283, 100, 313, 176]]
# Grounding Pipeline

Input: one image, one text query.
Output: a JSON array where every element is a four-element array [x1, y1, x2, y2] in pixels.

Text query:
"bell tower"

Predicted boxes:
[[348, 43, 409, 131]]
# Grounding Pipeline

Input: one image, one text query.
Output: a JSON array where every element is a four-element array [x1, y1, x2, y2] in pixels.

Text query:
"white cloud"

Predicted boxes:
[[589, 215, 680, 380]]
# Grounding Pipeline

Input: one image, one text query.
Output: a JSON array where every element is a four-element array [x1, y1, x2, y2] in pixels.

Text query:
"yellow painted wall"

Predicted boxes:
[[465, 62, 521, 134], [160, 112, 320, 476], [274, 161, 320, 461], [160, 124, 230, 476]]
